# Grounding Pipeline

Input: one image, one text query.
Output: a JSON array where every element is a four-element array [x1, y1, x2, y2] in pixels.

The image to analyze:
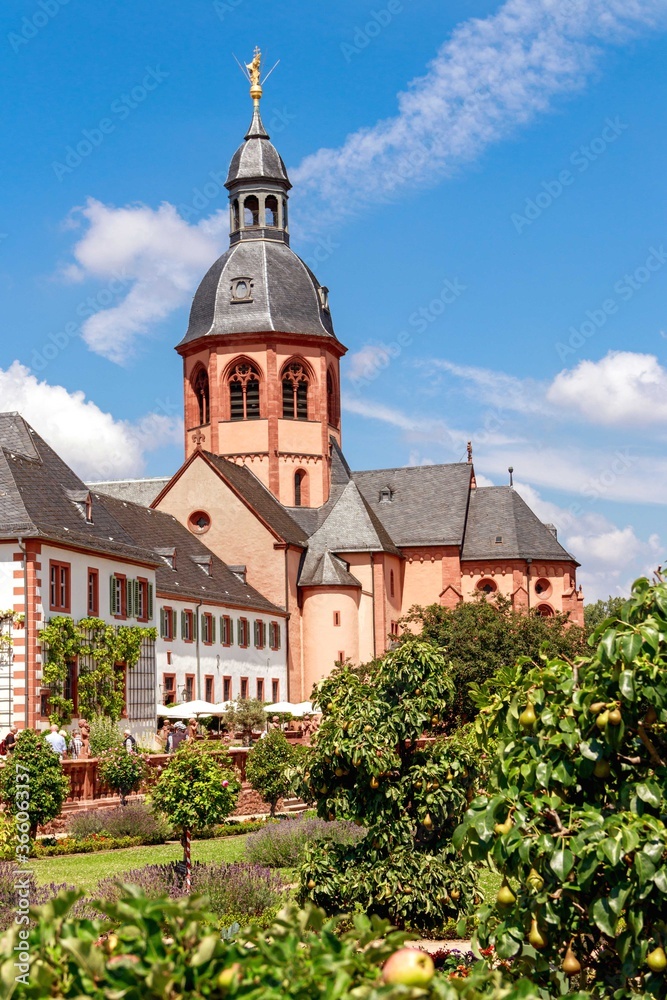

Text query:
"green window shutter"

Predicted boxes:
[[133, 580, 140, 618], [181, 610, 186, 639], [147, 583, 154, 621], [193, 613, 198, 640], [125, 580, 133, 618], [160, 608, 166, 637], [171, 609, 177, 637], [211, 615, 216, 644], [276, 623, 281, 649], [110, 576, 117, 615]]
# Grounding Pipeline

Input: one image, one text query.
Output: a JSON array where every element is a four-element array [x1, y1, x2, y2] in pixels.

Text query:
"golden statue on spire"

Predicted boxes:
[[246, 46, 262, 100]]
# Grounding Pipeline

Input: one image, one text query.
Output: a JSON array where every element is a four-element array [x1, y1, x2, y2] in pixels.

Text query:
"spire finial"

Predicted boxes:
[[466, 441, 473, 464], [246, 46, 262, 102]]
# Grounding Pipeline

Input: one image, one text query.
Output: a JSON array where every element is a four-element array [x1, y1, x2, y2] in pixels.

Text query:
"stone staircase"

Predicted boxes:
[[282, 796, 309, 816]]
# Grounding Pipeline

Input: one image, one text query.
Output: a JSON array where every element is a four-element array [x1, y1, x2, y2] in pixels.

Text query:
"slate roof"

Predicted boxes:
[[88, 478, 170, 507], [298, 549, 361, 588], [202, 453, 308, 547], [461, 486, 577, 563], [0, 413, 158, 564], [180, 239, 336, 346], [98, 494, 282, 613], [225, 105, 290, 188], [353, 464, 474, 547]]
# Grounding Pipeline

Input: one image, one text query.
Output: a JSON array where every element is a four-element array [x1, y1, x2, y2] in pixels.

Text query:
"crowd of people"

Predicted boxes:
[[0, 719, 140, 761]]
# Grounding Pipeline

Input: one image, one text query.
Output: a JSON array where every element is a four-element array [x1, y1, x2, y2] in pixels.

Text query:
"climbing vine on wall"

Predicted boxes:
[[0, 610, 23, 655], [40, 616, 157, 725]]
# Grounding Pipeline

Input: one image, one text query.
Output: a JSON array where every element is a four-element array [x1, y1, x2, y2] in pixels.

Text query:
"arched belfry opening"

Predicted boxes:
[[282, 361, 309, 420], [192, 367, 210, 426], [228, 360, 261, 420]]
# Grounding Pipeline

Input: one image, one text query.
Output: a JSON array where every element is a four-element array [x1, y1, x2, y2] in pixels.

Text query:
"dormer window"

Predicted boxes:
[[318, 286, 330, 311], [379, 487, 393, 504], [191, 555, 212, 577], [156, 547, 177, 570], [64, 487, 93, 523], [495, 535, 503, 544]]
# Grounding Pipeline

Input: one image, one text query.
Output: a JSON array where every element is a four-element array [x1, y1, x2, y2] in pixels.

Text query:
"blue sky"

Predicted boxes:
[[1, 0, 667, 600]]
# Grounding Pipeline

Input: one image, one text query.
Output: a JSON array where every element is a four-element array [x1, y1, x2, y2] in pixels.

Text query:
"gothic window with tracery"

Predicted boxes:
[[193, 368, 210, 426], [229, 362, 260, 420], [282, 362, 309, 419]]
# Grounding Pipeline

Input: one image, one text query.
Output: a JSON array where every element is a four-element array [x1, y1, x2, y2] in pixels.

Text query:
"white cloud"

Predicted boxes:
[[292, 0, 667, 220], [65, 199, 227, 364], [346, 344, 396, 384], [429, 359, 547, 415], [342, 393, 452, 439], [0, 361, 182, 480], [547, 351, 667, 425]]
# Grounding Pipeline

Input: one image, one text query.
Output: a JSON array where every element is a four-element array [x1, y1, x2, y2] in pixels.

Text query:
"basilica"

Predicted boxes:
[[93, 67, 584, 704]]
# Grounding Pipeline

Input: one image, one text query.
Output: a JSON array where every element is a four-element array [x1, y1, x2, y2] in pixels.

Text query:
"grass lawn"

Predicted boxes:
[[32, 834, 249, 891]]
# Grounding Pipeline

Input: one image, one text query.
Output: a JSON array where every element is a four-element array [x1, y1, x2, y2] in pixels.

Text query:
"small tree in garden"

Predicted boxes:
[[298, 639, 481, 932], [223, 699, 267, 745], [152, 742, 240, 874], [88, 714, 122, 757], [0, 730, 69, 838], [98, 746, 147, 806], [246, 729, 295, 816], [455, 574, 667, 998]]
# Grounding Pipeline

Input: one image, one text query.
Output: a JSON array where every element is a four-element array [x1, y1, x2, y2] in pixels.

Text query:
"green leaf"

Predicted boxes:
[[618, 670, 635, 701], [550, 847, 574, 881], [636, 782, 661, 808], [634, 851, 656, 884], [591, 897, 616, 937], [600, 838, 623, 868]]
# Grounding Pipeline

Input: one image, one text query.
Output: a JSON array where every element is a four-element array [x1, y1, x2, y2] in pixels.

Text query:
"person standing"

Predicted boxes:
[[45, 723, 67, 758], [187, 717, 198, 742], [4, 726, 17, 754], [69, 730, 83, 759], [123, 729, 137, 752], [167, 721, 187, 753]]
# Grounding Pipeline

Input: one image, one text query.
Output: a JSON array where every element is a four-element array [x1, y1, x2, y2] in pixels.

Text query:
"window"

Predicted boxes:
[[110, 573, 126, 618], [240, 677, 249, 699], [333, 611, 341, 627], [40, 691, 50, 718], [379, 487, 393, 504], [390, 621, 399, 636], [64, 659, 78, 715], [390, 570, 395, 599], [495, 535, 503, 544], [221, 615, 232, 646], [223, 676, 232, 702], [282, 197, 288, 229], [257, 678, 264, 701], [229, 362, 261, 420], [269, 621, 281, 650], [134, 579, 152, 622], [163, 674, 176, 705], [232, 198, 240, 230], [271, 679, 280, 703], [337, 651, 345, 663], [182, 609, 195, 643], [477, 579, 497, 595], [184, 675, 195, 701], [188, 510, 211, 534], [282, 362, 309, 419], [536, 604, 554, 618], [327, 369, 339, 426], [192, 367, 210, 426], [201, 612, 215, 645], [160, 607, 176, 641], [87, 568, 99, 616], [243, 195, 259, 226], [50, 561, 71, 613], [205, 676, 214, 703], [265, 194, 278, 226], [254, 619, 266, 649], [535, 578, 552, 597], [294, 469, 307, 507], [238, 618, 250, 648]]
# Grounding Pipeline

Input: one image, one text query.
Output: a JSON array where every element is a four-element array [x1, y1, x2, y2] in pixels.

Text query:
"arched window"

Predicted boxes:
[[282, 362, 309, 419], [265, 195, 278, 227], [229, 362, 260, 420], [536, 604, 554, 618], [390, 570, 395, 598], [282, 198, 288, 229], [294, 469, 307, 507], [192, 368, 210, 426], [232, 198, 240, 231], [243, 195, 259, 227], [327, 369, 339, 426], [477, 578, 497, 595]]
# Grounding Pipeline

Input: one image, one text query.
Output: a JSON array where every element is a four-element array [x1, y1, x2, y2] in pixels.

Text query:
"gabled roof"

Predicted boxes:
[[353, 463, 473, 547], [298, 548, 361, 588], [99, 494, 282, 613], [200, 452, 308, 546], [0, 413, 157, 564], [461, 486, 577, 564], [89, 477, 170, 507]]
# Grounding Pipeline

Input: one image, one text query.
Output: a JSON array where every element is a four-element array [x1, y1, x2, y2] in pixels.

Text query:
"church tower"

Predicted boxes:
[[177, 50, 346, 509]]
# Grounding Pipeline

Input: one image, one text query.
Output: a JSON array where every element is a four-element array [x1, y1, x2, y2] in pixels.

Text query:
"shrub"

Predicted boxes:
[[455, 574, 667, 997], [66, 810, 105, 840], [32, 835, 141, 857], [0, 729, 70, 838], [246, 816, 363, 869], [246, 729, 295, 816], [0, 862, 74, 931], [298, 639, 480, 932], [191, 862, 284, 921], [98, 746, 147, 805], [0, 890, 573, 998], [67, 802, 170, 844], [88, 714, 122, 757]]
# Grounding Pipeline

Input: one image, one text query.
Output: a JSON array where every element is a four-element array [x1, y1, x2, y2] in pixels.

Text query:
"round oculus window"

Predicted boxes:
[[188, 510, 211, 534]]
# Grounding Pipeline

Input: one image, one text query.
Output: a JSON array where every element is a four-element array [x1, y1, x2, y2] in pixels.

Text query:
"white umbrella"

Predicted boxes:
[[267, 701, 316, 717], [157, 701, 224, 718]]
